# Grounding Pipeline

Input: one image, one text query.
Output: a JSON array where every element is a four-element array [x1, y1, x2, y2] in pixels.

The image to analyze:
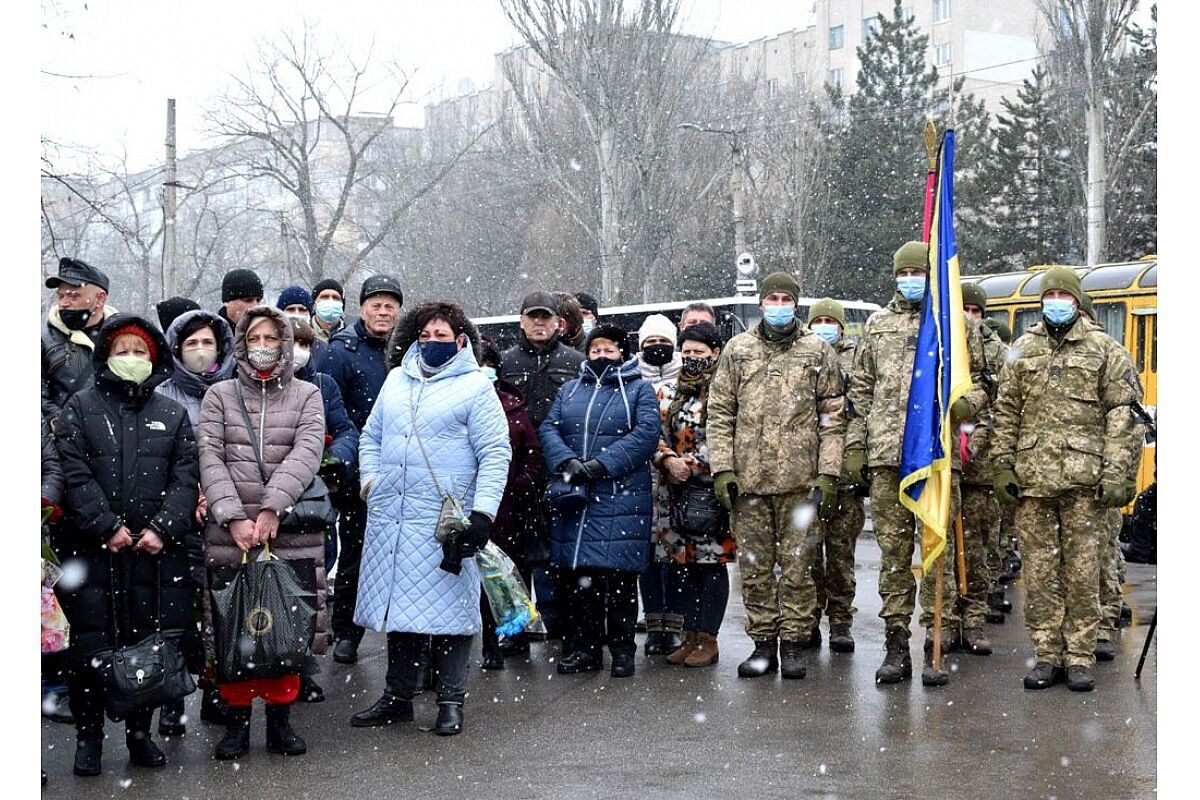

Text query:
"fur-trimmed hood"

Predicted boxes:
[[386, 308, 484, 370]]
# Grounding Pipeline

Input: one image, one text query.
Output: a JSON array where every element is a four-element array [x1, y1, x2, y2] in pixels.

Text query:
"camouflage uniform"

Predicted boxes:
[[811, 335, 864, 631], [992, 317, 1141, 669], [846, 295, 988, 637], [708, 321, 846, 642], [958, 319, 1007, 629], [1099, 407, 1145, 637]]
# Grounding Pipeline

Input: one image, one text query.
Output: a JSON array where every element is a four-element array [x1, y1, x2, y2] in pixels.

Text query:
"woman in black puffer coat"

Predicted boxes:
[[53, 314, 199, 777]]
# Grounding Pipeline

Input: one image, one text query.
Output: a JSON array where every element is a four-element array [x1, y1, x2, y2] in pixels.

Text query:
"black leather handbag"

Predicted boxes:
[[670, 478, 728, 537], [235, 381, 337, 536], [94, 558, 196, 721]]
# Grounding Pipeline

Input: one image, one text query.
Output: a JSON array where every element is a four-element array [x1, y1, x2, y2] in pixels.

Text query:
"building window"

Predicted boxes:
[[766, 78, 778, 98], [934, 0, 952, 23], [829, 25, 844, 50], [863, 16, 880, 41], [902, 5, 915, 22], [828, 68, 843, 90], [934, 42, 952, 67]]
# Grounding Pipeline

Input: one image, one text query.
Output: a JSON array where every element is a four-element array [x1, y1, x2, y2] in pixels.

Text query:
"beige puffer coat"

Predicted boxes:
[[197, 306, 329, 655]]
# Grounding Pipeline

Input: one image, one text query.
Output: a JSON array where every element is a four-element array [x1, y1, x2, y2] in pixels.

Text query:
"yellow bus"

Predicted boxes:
[[963, 256, 1157, 503]]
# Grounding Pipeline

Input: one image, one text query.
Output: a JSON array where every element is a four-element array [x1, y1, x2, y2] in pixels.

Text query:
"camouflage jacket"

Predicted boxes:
[[846, 295, 988, 469], [991, 316, 1141, 498], [707, 321, 846, 495], [832, 335, 858, 487], [962, 319, 1008, 486]]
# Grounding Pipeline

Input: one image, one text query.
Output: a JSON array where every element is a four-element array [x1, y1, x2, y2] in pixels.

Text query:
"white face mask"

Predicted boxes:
[[293, 347, 311, 370], [285, 312, 310, 324], [182, 347, 218, 374]]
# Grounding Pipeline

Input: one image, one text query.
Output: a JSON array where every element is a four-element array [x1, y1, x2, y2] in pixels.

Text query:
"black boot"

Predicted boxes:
[[213, 706, 251, 761], [1066, 665, 1095, 692], [126, 729, 166, 768], [332, 637, 359, 664], [1095, 636, 1117, 662], [350, 694, 414, 727], [158, 698, 186, 736], [499, 635, 531, 658], [736, 639, 779, 678], [265, 704, 307, 756], [610, 652, 635, 678], [73, 739, 102, 777], [434, 702, 463, 736], [643, 631, 670, 655], [829, 623, 855, 653], [779, 640, 807, 679], [1023, 661, 1065, 690], [481, 641, 506, 671], [875, 628, 912, 684], [297, 675, 325, 703], [921, 637, 950, 687], [557, 650, 603, 674], [200, 687, 230, 726]]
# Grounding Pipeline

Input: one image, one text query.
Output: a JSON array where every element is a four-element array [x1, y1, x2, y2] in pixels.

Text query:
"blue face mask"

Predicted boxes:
[[810, 323, 840, 345], [313, 299, 344, 324], [420, 340, 459, 368], [762, 304, 796, 328], [481, 366, 498, 383], [896, 276, 926, 303], [1042, 298, 1078, 326]]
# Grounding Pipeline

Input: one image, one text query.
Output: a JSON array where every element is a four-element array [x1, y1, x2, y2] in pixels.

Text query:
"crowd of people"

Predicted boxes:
[[40, 244, 1144, 778]]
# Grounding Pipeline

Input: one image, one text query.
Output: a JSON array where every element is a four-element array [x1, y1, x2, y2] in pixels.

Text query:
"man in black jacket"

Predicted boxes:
[[42, 257, 116, 426], [500, 291, 585, 638], [217, 269, 263, 328]]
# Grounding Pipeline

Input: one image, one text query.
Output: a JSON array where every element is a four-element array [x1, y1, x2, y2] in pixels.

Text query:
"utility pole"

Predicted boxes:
[[678, 122, 755, 294], [729, 134, 747, 260], [163, 98, 178, 297]]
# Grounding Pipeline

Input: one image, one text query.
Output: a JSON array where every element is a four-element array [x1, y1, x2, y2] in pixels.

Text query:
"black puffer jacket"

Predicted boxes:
[[499, 333, 585, 429], [53, 314, 199, 666], [41, 416, 64, 507], [41, 305, 118, 424]]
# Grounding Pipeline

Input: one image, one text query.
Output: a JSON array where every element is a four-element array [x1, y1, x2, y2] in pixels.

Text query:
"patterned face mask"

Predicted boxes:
[[247, 346, 280, 370], [681, 356, 715, 376]]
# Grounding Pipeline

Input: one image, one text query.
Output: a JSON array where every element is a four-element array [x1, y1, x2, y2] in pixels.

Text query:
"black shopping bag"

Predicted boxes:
[[209, 546, 319, 684]]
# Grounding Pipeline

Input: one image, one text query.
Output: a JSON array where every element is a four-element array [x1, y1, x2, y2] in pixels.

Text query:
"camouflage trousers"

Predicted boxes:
[[732, 491, 820, 642], [959, 484, 999, 628], [999, 500, 1018, 562], [870, 467, 959, 635], [1016, 488, 1104, 669], [812, 489, 864, 629], [1099, 508, 1126, 635]]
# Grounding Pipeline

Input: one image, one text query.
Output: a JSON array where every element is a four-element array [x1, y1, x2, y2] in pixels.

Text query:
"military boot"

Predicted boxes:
[[960, 627, 993, 656], [1066, 665, 1095, 692], [1094, 636, 1117, 662], [1023, 661, 1064, 690], [736, 638, 779, 678], [875, 628, 912, 684], [829, 623, 855, 653], [779, 640, 807, 680], [921, 637, 950, 687]]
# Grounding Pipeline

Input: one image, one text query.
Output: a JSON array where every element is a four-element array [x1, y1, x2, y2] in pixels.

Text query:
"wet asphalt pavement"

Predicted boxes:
[[41, 537, 1157, 799]]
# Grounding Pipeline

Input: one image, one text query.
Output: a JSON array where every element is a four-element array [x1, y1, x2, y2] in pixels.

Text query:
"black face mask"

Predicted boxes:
[[588, 357, 620, 376], [59, 308, 92, 331], [681, 356, 715, 376], [642, 344, 675, 367]]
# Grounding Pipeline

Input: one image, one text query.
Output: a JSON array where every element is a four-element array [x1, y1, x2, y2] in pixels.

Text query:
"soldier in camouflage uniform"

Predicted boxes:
[[707, 272, 846, 680], [805, 298, 864, 654], [956, 282, 1007, 653], [992, 267, 1141, 692], [844, 241, 988, 687], [983, 317, 1022, 584]]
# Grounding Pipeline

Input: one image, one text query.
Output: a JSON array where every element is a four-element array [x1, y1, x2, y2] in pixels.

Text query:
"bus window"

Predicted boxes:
[[1135, 314, 1147, 373], [1093, 302, 1126, 345], [1081, 264, 1142, 292], [1014, 307, 1041, 338]]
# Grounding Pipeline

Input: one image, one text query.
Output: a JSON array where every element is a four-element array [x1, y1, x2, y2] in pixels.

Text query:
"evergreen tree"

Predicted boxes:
[[1105, 6, 1157, 259]]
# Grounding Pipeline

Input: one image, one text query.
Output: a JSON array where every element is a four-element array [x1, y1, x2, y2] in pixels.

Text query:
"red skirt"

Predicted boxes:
[[218, 674, 300, 707]]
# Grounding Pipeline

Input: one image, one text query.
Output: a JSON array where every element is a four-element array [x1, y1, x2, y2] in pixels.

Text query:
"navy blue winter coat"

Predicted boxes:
[[298, 363, 358, 469], [318, 318, 389, 430], [538, 357, 661, 573]]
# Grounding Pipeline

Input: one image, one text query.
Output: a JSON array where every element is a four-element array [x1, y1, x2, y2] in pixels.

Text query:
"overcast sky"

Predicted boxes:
[[41, 0, 820, 173]]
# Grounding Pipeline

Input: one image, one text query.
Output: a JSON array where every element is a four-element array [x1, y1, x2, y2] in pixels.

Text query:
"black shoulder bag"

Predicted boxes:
[[95, 555, 195, 721], [670, 477, 728, 538], [235, 381, 337, 536]]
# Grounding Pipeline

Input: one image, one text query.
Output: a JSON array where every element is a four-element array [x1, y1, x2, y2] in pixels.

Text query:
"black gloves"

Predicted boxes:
[[560, 458, 607, 485], [439, 512, 491, 574]]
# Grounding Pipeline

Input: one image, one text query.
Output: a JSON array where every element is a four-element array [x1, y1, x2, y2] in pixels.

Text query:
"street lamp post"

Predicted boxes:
[[679, 122, 753, 292]]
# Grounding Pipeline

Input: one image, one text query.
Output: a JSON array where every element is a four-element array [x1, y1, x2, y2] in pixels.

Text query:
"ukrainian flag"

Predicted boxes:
[[898, 129, 973, 577]]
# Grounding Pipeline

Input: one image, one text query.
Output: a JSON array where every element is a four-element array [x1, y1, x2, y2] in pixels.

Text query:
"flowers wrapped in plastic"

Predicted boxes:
[[41, 559, 69, 654], [476, 541, 545, 639]]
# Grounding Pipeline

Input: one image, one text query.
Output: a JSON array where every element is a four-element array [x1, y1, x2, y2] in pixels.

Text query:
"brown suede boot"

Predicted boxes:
[[666, 631, 699, 666], [683, 633, 720, 667]]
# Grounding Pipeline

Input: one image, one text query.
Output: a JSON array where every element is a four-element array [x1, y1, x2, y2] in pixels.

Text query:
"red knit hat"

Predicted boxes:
[[108, 323, 158, 361]]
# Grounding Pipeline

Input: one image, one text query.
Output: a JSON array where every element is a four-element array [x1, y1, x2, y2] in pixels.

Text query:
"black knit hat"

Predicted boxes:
[[585, 323, 632, 360], [678, 321, 723, 351], [359, 274, 403, 306], [575, 291, 599, 317], [156, 296, 200, 331], [312, 278, 344, 303], [221, 269, 263, 303]]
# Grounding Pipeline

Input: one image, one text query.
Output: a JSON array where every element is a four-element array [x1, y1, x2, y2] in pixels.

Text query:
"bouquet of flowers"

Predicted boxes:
[[476, 541, 545, 639], [41, 559, 69, 655]]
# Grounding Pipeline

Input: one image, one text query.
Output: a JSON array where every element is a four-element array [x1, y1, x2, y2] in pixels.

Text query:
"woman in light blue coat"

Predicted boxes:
[[351, 302, 511, 737]]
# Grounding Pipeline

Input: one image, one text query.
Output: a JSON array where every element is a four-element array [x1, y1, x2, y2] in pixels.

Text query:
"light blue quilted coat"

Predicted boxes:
[[353, 342, 512, 635]]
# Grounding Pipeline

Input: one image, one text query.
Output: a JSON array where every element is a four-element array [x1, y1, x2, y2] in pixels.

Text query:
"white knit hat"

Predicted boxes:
[[638, 313, 676, 347]]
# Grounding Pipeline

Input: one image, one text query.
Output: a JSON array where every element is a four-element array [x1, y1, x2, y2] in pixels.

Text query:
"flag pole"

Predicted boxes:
[[954, 513, 968, 596], [921, 121, 938, 242], [933, 549, 944, 670]]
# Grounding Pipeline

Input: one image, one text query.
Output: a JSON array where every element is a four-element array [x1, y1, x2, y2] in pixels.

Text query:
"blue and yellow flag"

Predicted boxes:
[[898, 129, 973, 577]]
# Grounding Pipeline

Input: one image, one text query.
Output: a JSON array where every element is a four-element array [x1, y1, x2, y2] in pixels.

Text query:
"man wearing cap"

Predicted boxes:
[[707, 272, 846, 681], [310, 278, 347, 343], [277, 285, 313, 322], [218, 268, 263, 327], [805, 298, 863, 654], [845, 241, 988, 687], [42, 257, 118, 425], [318, 274, 403, 663], [575, 291, 600, 337], [501, 290, 585, 639], [991, 267, 1141, 692], [957, 282, 1008, 650]]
